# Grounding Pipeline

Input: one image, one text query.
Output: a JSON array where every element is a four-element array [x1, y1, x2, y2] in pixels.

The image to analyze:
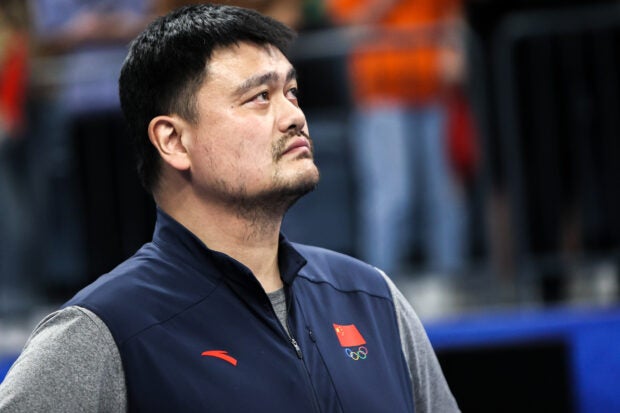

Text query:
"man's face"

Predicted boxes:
[[186, 42, 319, 213]]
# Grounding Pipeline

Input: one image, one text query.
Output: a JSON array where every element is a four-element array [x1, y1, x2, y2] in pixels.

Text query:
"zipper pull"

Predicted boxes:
[[290, 337, 303, 359]]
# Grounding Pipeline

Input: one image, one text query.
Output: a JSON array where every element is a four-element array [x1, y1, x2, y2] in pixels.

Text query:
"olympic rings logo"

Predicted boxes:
[[345, 346, 368, 361]]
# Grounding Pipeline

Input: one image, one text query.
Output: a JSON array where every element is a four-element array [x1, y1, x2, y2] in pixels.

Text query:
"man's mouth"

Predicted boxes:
[[275, 130, 313, 161], [283, 136, 311, 155]]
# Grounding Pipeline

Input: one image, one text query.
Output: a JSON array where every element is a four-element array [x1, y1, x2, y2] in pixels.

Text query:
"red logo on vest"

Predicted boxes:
[[201, 350, 238, 366], [333, 324, 368, 361], [333, 324, 366, 347]]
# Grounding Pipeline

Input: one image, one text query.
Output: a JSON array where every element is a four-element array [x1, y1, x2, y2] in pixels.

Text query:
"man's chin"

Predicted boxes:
[[230, 173, 319, 219], [275, 170, 320, 209], [281, 176, 318, 205]]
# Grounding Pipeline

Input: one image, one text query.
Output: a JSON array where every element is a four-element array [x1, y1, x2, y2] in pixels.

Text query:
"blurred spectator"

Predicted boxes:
[[0, 2, 28, 141], [156, 0, 305, 28], [327, 0, 472, 277], [0, 0, 32, 314], [28, 0, 159, 297]]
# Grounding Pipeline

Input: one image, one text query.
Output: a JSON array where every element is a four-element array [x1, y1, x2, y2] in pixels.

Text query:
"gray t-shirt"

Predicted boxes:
[[0, 273, 459, 412]]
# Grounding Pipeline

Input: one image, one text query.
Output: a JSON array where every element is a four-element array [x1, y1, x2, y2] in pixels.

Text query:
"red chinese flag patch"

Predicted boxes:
[[333, 323, 366, 347]]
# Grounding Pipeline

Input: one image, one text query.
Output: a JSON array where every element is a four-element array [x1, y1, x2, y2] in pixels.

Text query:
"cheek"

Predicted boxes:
[[208, 135, 273, 186], [232, 121, 277, 163], [201, 112, 276, 173]]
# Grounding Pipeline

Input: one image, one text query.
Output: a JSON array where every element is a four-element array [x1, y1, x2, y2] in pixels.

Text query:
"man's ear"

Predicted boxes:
[[148, 115, 191, 171]]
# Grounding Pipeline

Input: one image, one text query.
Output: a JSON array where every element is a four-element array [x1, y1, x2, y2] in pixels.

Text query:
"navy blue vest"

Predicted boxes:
[[65, 210, 414, 412]]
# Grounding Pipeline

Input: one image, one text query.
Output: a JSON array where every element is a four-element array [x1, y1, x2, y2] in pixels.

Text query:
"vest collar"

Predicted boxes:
[[151, 207, 307, 288]]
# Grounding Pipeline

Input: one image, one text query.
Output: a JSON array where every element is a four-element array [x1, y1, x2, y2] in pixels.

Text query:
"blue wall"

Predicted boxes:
[[426, 305, 620, 413]]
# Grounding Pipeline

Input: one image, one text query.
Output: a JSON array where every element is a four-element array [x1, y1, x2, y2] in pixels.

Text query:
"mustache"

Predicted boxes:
[[273, 128, 313, 161]]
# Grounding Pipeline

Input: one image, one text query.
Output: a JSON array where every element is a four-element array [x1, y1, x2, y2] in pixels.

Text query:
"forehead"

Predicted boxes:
[[205, 42, 294, 87]]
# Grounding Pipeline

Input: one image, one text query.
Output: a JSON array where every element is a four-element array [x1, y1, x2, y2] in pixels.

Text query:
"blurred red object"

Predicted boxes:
[[447, 87, 479, 182], [0, 33, 29, 138]]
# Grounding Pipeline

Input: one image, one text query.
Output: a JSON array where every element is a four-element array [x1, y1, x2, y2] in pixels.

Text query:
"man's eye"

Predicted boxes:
[[254, 91, 269, 102], [287, 87, 299, 99]]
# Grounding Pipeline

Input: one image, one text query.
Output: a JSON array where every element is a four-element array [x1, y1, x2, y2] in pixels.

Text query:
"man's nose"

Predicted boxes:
[[278, 97, 306, 133]]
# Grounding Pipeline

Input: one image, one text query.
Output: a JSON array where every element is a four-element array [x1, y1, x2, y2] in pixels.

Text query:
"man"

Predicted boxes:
[[327, 0, 468, 277], [0, 4, 459, 412]]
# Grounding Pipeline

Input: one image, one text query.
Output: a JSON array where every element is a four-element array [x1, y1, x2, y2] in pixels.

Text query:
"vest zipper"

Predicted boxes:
[[290, 336, 303, 359], [283, 290, 321, 412], [284, 290, 303, 359]]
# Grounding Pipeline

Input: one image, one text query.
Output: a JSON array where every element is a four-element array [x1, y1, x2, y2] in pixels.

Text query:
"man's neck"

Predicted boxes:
[[159, 197, 285, 293]]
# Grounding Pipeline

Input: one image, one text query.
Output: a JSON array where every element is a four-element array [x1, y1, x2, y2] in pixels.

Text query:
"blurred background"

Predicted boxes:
[[1, 0, 620, 411]]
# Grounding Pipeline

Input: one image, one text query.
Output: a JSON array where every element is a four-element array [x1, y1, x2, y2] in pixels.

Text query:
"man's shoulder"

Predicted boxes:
[[64, 243, 220, 343], [292, 243, 391, 297], [66, 244, 171, 305]]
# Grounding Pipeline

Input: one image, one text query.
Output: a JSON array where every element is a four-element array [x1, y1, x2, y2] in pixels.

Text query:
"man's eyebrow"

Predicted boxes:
[[285, 67, 297, 83], [234, 68, 297, 96]]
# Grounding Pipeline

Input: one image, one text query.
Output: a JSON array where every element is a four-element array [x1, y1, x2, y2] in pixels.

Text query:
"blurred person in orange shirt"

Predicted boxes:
[[327, 0, 469, 276]]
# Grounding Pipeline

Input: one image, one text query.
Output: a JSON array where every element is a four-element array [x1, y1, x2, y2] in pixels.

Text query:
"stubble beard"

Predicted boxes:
[[223, 129, 320, 228]]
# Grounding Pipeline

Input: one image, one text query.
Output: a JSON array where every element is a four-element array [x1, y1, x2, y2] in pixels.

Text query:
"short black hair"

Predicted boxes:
[[119, 4, 296, 193]]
